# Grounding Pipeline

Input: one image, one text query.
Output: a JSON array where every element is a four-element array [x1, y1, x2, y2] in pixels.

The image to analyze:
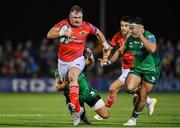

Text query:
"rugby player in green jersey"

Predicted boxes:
[[101, 17, 160, 126], [96, 16, 157, 121], [55, 48, 109, 126]]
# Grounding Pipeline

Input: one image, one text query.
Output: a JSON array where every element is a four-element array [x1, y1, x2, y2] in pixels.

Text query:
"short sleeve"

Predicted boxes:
[[145, 31, 156, 43], [87, 23, 97, 34], [110, 32, 120, 47]]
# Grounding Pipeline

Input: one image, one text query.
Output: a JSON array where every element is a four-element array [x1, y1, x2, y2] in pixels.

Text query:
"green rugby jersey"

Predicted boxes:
[[124, 31, 160, 72]]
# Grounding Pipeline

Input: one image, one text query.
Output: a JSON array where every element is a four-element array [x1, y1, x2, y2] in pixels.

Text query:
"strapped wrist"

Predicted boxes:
[[102, 41, 110, 50]]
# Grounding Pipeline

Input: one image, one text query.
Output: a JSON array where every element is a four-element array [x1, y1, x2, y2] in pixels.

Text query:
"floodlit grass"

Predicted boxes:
[[0, 92, 180, 127]]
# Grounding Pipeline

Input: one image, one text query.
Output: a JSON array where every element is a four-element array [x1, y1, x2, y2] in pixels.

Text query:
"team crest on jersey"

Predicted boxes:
[[129, 42, 133, 48], [140, 42, 144, 48], [151, 76, 156, 82], [79, 31, 86, 35]]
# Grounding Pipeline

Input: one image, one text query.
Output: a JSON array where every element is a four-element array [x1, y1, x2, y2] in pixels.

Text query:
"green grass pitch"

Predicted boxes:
[[0, 92, 180, 127]]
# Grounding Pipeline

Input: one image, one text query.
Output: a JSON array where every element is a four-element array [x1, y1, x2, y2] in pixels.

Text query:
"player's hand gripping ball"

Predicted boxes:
[[59, 25, 71, 44]]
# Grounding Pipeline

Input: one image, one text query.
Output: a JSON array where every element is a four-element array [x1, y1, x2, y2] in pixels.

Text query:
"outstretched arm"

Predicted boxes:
[[99, 45, 125, 66], [95, 28, 113, 61], [95, 28, 111, 51], [109, 45, 125, 64]]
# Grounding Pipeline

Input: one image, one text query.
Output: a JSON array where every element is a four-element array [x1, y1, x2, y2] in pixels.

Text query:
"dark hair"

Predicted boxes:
[[70, 5, 84, 13], [120, 16, 131, 22], [130, 16, 143, 25]]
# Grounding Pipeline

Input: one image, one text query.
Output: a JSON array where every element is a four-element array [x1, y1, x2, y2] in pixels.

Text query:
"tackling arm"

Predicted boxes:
[[109, 45, 125, 64], [85, 48, 94, 67], [55, 77, 69, 91], [99, 45, 125, 66]]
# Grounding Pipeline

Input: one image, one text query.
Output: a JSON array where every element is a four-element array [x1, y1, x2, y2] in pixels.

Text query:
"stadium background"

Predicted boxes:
[[0, 0, 179, 92], [0, 0, 180, 127]]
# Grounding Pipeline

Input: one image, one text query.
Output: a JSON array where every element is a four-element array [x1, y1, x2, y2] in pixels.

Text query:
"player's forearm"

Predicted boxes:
[[47, 28, 60, 39], [95, 29, 110, 50], [95, 29, 106, 42], [139, 34, 156, 53], [109, 49, 120, 64], [103, 49, 111, 61]]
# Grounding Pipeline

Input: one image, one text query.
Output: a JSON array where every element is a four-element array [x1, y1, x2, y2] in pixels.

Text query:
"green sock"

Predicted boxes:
[[132, 111, 141, 118]]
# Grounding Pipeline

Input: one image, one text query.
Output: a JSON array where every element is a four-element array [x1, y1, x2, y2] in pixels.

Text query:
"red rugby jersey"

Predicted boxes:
[[54, 19, 96, 62], [111, 31, 134, 69]]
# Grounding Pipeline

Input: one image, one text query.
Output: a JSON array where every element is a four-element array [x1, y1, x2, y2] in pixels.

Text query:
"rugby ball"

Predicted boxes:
[[59, 36, 69, 44], [59, 25, 71, 44]]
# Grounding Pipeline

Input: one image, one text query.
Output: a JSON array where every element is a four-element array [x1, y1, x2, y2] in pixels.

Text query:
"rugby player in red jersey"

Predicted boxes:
[[47, 5, 110, 126]]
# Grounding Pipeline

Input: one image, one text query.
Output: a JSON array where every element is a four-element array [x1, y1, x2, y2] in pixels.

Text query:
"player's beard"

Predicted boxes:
[[73, 21, 81, 27]]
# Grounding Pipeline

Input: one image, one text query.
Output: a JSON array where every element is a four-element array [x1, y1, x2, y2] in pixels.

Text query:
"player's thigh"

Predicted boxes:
[[143, 70, 160, 90], [58, 59, 69, 79], [109, 79, 123, 92], [68, 67, 82, 78], [141, 80, 154, 94], [69, 56, 85, 74], [125, 73, 141, 91], [68, 56, 85, 80]]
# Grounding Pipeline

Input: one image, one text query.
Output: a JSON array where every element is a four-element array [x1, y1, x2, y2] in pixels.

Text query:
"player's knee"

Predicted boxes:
[[68, 75, 78, 83], [126, 85, 139, 94], [126, 86, 135, 93]]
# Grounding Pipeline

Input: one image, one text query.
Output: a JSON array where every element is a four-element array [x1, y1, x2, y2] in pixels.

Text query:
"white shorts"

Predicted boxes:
[[58, 56, 85, 79], [118, 68, 130, 84]]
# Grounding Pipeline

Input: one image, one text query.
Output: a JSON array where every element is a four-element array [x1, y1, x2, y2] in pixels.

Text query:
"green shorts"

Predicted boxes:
[[63, 87, 100, 108], [78, 73, 99, 102], [63, 71, 100, 107], [129, 67, 160, 85]]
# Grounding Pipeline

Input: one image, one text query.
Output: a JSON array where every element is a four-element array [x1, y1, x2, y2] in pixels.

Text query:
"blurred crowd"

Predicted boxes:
[[0, 37, 180, 78]]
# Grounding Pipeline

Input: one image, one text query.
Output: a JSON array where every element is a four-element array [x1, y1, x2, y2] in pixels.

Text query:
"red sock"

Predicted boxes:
[[106, 95, 117, 108], [69, 86, 80, 112], [75, 99, 80, 112]]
